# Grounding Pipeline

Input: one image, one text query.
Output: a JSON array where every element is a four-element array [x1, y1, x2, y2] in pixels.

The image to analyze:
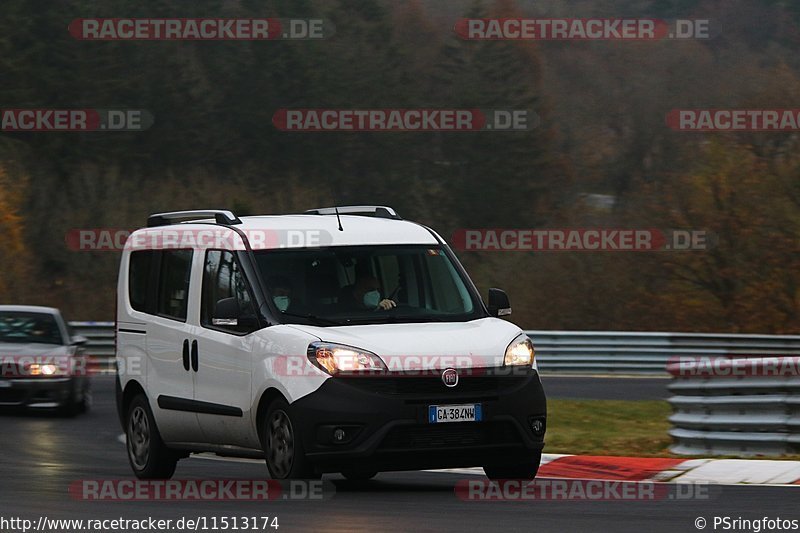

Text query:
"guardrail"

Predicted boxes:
[[527, 330, 800, 374], [667, 357, 800, 456], [71, 322, 115, 357]]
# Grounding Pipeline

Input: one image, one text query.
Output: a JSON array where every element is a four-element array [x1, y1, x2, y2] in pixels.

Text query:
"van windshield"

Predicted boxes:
[[253, 245, 485, 326]]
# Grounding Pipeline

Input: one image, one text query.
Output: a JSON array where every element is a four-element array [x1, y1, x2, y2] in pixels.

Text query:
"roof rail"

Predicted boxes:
[[147, 210, 242, 227], [304, 205, 402, 220]]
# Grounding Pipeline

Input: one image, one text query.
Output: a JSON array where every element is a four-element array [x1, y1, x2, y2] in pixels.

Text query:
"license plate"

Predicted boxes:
[[0, 381, 11, 388], [428, 403, 482, 423]]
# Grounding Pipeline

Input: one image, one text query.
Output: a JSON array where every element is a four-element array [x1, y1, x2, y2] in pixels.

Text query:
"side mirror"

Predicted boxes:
[[212, 297, 241, 326], [70, 335, 88, 346], [212, 297, 260, 330], [487, 288, 511, 317]]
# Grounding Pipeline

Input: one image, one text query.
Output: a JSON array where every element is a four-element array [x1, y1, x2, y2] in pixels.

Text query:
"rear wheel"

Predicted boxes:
[[483, 451, 542, 480], [263, 398, 318, 479], [126, 394, 178, 479]]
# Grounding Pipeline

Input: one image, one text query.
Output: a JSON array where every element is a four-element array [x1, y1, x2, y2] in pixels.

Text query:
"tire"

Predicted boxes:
[[341, 469, 378, 481], [59, 382, 90, 417], [125, 394, 178, 479], [71, 383, 92, 415], [483, 451, 542, 480], [262, 398, 318, 479], [77, 385, 92, 414]]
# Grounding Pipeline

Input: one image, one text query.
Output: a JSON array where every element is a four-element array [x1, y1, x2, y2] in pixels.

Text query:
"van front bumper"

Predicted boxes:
[[291, 368, 546, 473]]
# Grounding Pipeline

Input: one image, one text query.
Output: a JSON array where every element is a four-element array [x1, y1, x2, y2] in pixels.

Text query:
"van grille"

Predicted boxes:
[[379, 421, 522, 450]]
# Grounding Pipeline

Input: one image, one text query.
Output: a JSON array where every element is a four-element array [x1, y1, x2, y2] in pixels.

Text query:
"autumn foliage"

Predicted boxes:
[[0, 0, 798, 332], [0, 166, 31, 300]]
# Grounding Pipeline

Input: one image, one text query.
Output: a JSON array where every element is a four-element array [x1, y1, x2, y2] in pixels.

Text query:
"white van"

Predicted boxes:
[[115, 207, 546, 480]]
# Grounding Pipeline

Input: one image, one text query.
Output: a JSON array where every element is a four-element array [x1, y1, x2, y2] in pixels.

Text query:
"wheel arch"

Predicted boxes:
[[255, 387, 289, 446], [121, 379, 147, 425]]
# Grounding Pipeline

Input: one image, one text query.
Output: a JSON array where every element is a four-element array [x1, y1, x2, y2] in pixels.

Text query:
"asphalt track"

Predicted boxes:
[[0, 376, 795, 533]]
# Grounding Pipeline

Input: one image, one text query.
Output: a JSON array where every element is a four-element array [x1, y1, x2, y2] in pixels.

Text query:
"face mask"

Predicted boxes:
[[273, 296, 290, 312], [363, 290, 380, 309]]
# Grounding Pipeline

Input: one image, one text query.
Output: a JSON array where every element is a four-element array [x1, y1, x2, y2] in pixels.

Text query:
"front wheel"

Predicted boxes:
[[59, 382, 91, 417], [77, 384, 92, 414], [126, 394, 178, 479], [263, 398, 318, 479], [483, 451, 542, 480]]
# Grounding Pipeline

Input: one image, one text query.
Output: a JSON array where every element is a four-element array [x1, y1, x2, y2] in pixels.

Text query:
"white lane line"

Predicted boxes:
[[116, 436, 263, 464], [191, 453, 263, 464], [426, 454, 570, 475], [424, 468, 483, 475]]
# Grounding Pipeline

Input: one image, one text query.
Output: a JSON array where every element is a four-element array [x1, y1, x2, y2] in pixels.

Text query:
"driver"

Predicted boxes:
[[341, 275, 396, 311]]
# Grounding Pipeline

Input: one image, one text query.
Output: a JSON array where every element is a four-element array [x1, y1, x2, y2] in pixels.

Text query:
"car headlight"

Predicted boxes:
[[504, 334, 535, 366], [307, 342, 387, 375], [29, 363, 61, 376]]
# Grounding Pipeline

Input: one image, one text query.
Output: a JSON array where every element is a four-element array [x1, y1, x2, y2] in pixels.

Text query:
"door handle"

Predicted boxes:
[[182, 339, 190, 371], [191, 340, 198, 372]]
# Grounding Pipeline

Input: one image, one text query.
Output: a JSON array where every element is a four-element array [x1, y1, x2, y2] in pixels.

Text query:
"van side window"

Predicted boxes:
[[201, 250, 256, 334], [129, 251, 154, 312], [157, 250, 193, 321]]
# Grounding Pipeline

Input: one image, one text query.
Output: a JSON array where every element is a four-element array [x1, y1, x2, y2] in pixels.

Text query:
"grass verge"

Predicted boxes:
[[544, 399, 800, 460], [545, 399, 672, 457]]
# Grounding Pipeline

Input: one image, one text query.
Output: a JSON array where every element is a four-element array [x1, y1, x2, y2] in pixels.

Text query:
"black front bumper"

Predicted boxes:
[[291, 368, 546, 473], [0, 377, 82, 409]]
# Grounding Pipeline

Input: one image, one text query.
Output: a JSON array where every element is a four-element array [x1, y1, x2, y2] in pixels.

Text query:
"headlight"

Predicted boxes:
[[307, 342, 387, 375], [29, 363, 61, 376], [504, 334, 535, 366]]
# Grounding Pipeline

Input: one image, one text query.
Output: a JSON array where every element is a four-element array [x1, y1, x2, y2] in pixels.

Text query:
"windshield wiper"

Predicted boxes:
[[385, 315, 447, 322], [279, 312, 344, 326], [344, 314, 448, 324]]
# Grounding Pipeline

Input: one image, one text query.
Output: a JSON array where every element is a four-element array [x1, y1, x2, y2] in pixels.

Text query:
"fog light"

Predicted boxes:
[[333, 428, 346, 442]]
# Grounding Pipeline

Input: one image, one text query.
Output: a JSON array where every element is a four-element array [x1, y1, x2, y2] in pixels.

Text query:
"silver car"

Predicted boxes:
[[0, 305, 91, 415]]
